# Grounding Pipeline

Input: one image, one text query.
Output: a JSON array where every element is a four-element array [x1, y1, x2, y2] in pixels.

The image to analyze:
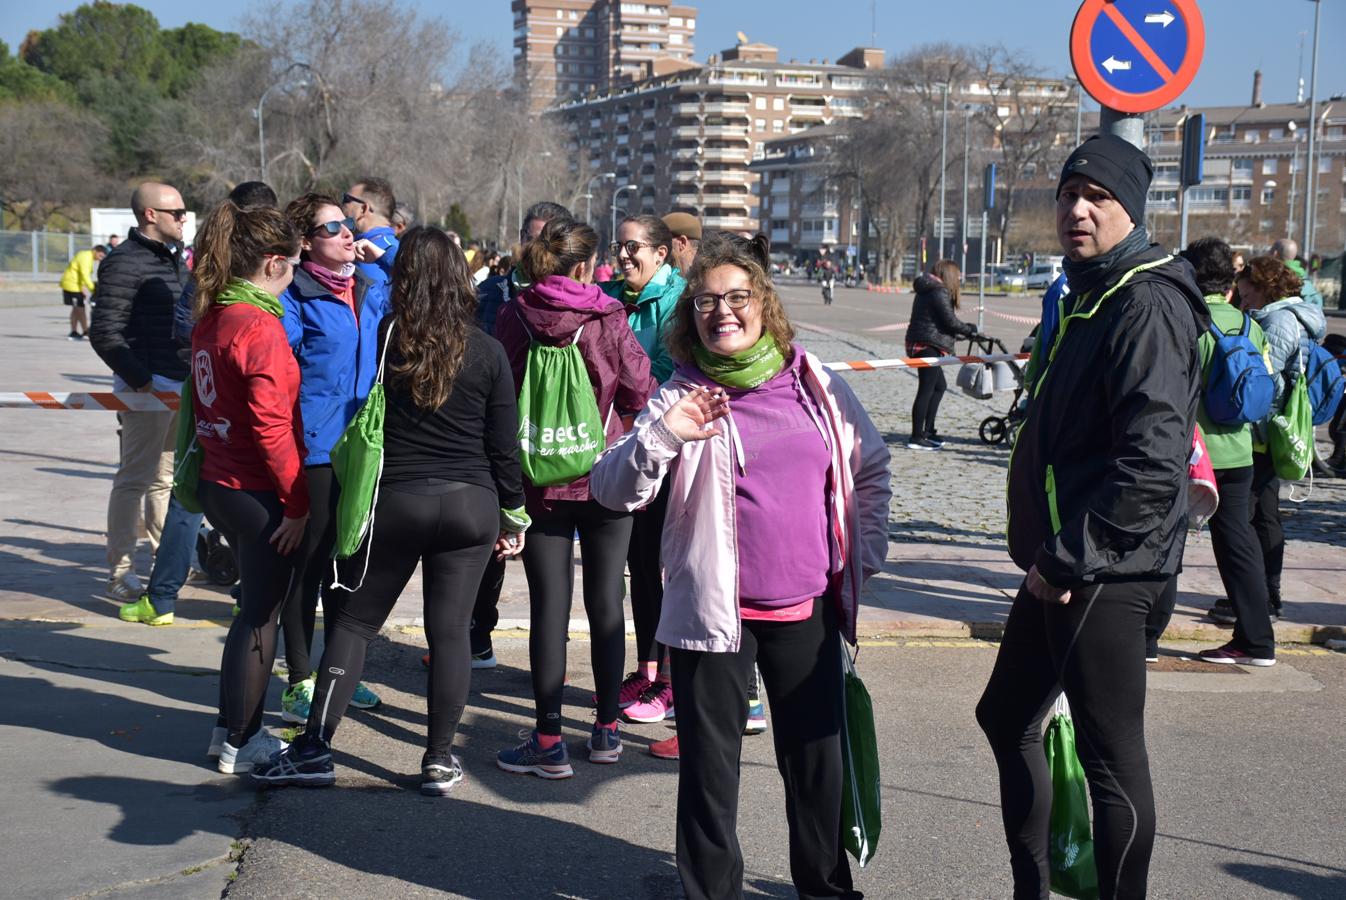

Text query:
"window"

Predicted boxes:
[[1232, 186, 1253, 205], [686, 19, 695, 29], [755, 118, 766, 130], [1261, 187, 1276, 204], [1291, 155, 1304, 173], [1329, 127, 1345, 139], [1233, 158, 1254, 173], [670, 34, 682, 44], [773, 120, 784, 133], [670, 16, 683, 26], [755, 97, 766, 109], [584, 27, 594, 38], [1263, 159, 1278, 175], [1268, 128, 1284, 140], [1244, 130, 1259, 143], [773, 97, 785, 111], [1321, 156, 1334, 174]]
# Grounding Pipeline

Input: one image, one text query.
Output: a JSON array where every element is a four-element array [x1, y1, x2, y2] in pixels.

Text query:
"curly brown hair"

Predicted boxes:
[[283, 192, 343, 258], [1237, 255, 1303, 303], [665, 233, 795, 364]]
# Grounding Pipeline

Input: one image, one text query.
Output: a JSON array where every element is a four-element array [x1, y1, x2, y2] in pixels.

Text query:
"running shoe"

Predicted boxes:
[[471, 647, 498, 669], [624, 681, 674, 723], [118, 594, 173, 626], [421, 753, 465, 796], [281, 677, 314, 724], [67, 331, 83, 341], [745, 700, 768, 735], [1198, 643, 1276, 667], [924, 433, 946, 449], [251, 737, 335, 787], [906, 438, 941, 451], [587, 722, 623, 764], [107, 572, 144, 602], [348, 682, 380, 710], [218, 729, 288, 775], [1206, 600, 1236, 625], [1269, 605, 1283, 624], [649, 735, 680, 760], [496, 730, 573, 779], [206, 726, 227, 759]]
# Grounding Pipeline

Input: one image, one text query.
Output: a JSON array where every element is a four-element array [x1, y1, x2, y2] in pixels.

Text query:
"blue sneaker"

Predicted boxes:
[[281, 677, 314, 724], [348, 681, 380, 710], [251, 737, 335, 788], [496, 730, 573, 779], [745, 700, 768, 735], [587, 721, 622, 764]]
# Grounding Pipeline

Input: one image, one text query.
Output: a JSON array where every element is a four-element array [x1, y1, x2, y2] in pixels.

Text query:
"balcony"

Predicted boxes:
[[703, 125, 748, 138], [703, 215, 758, 230], [674, 102, 702, 117], [702, 146, 749, 162], [674, 125, 702, 139], [701, 169, 748, 184], [673, 169, 701, 182], [616, 113, 630, 124], [673, 147, 700, 160], [790, 104, 826, 119], [705, 100, 749, 116]]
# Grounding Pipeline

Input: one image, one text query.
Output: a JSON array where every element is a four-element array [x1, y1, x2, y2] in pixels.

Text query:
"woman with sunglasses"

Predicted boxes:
[[273, 193, 391, 721], [493, 217, 654, 778], [590, 233, 891, 900], [599, 214, 687, 724], [189, 200, 308, 773]]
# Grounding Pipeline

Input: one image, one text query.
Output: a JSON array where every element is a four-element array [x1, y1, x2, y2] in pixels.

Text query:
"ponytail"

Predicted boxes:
[[518, 217, 597, 284], [192, 200, 299, 319]]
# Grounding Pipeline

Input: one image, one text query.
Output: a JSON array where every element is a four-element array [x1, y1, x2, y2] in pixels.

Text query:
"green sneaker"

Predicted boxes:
[[349, 681, 380, 710], [118, 594, 173, 626], [281, 676, 315, 724]]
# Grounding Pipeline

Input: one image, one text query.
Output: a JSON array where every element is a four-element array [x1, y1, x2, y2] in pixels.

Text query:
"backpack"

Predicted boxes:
[[1297, 337, 1345, 426], [1203, 318, 1274, 426], [516, 321, 606, 487]]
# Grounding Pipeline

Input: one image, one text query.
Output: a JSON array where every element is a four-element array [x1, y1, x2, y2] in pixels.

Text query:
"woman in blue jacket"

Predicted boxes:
[[277, 192, 391, 717]]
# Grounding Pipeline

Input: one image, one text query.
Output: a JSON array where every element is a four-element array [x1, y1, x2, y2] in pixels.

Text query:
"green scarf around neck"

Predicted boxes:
[[692, 333, 786, 390], [215, 278, 284, 318]]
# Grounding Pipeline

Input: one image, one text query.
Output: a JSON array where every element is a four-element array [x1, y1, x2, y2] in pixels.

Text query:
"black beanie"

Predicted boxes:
[[1056, 134, 1154, 226]]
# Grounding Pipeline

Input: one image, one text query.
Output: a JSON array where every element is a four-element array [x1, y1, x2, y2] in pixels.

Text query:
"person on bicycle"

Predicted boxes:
[[818, 254, 836, 306]]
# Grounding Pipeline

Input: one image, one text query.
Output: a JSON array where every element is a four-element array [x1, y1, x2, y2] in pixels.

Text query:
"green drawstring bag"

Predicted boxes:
[[1045, 695, 1099, 900], [172, 380, 203, 514], [1268, 371, 1313, 481], [329, 320, 393, 589], [515, 321, 605, 487], [839, 636, 881, 867]]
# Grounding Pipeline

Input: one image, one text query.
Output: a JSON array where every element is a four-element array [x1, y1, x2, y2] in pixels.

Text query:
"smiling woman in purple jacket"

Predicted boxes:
[[493, 218, 655, 779], [590, 233, 891, 900]]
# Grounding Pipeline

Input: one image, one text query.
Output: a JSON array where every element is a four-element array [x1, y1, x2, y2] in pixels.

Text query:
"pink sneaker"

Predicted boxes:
[[594, 671, 654, 710], [623, 680, 674, 723]]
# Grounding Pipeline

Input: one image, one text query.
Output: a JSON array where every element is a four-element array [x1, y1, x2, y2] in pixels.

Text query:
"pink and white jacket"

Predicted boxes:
[[589, 349, 892, 652]]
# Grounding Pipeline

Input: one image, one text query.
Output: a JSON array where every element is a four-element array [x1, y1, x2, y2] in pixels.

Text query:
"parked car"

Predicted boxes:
[[1025, 259, 1064, 289], [989, 265, 1026, 289]]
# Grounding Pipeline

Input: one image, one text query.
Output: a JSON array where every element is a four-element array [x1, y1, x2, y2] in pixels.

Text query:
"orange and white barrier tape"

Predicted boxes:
[[983, 308, 1042, 326], [0, 391, 180, 411], [822, 352, 1029, 372]]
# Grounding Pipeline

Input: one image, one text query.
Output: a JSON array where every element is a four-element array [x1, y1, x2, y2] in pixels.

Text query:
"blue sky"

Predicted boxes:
[[2, 0, 1342, 110]]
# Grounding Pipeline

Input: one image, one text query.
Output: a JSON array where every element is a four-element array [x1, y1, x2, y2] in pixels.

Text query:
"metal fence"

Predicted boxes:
[[0, 231, 93, 281]]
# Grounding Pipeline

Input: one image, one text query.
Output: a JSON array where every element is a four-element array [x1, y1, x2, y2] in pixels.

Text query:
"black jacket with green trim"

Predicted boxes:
[[1006, 243, 1210, 588]]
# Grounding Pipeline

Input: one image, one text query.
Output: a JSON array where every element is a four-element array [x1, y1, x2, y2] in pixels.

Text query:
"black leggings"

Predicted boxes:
[[628, 481, 670, 665], [279, 464, 338, 684], [522, 499, 633, 734], [200, 481, 301, 747], [976, 579, 1162, 900], [307, 480, 497, 756], [1250, 452, 1283, 607], [910, 347, 947, 440]]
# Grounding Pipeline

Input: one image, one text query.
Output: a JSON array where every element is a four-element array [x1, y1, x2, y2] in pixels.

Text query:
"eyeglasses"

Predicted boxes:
[[308, 217, 355, 237], [342, 193, 369, 209], [691, 289, 753, 312], [152, 208, 188, 221], [610, 240, 651, 258]]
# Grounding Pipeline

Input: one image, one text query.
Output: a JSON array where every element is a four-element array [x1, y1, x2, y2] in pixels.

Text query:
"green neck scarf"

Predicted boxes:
[[215, 278, 284, 318], [692, 334, 786, 390]]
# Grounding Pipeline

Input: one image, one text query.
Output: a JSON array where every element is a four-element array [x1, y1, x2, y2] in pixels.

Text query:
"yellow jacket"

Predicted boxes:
[[60, 249, 99, 294]]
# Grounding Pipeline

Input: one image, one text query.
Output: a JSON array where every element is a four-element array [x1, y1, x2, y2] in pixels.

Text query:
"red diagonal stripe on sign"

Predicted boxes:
[[1102, 3, 1176, 81]]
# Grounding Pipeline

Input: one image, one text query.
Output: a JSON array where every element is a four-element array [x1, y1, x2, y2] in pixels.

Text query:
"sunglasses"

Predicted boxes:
[[342, 193, 369, 209], [691, 289, 752, 313], [152, 207, 188, 221], [308, 217, 355, 237], [610, 240, 652, 258]]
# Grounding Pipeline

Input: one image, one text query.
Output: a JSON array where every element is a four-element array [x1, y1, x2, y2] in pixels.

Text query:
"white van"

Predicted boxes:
[[1024, 258, 1064, 289]]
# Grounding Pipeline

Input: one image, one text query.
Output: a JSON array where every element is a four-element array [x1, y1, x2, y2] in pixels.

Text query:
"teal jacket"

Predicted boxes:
[[602, 264, 685, 383]]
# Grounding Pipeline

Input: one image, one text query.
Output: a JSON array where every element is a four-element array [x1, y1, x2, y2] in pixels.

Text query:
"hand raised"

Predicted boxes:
[[661, 386, 730, 442]]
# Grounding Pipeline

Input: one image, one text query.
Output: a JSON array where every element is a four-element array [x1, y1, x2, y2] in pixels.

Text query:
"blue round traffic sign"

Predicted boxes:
[[1071, 0, 1205, 114]]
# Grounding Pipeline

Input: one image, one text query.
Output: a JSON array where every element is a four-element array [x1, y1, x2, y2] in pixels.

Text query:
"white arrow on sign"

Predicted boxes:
[[1144, 11, 1176, 27], [1102, 56, 1133, 74]]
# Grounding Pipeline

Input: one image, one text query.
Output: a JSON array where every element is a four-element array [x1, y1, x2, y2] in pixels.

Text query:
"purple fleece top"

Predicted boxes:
[[728, 346, 832, 607]]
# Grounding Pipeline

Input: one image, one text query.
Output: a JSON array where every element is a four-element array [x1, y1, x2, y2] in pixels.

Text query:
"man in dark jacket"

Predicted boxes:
[[975, 135, 1209, 900], [89, 182, 190, 603]]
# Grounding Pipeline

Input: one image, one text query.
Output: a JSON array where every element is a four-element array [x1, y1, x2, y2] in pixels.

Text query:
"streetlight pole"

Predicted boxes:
[[1302, 0, 1321, 255], [961, 106, 972, 274], [611, 184, 638, 253], [585, 172, 616, 227], [1075, 80, 1083, 144], [938, 82, 949, 261], [1288, 123, 1301, 239], [256, 62, 313, 183]]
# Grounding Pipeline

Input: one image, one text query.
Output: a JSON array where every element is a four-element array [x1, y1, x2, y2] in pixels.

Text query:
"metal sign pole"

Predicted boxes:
[[978, 209, 988, 333]]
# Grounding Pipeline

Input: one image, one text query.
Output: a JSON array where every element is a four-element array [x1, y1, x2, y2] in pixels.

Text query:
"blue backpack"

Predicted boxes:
[[1204, 318, 1275, 426], [1298, 338, 1345, 426]]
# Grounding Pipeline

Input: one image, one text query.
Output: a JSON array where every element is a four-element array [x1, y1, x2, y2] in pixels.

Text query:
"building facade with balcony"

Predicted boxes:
[[553, 40, 886, 235], [513, 0, 697, 113]]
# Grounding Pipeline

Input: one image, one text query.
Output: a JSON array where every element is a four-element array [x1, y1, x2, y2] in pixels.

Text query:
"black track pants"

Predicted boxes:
[[910, 347, 947, 440], [279, 464, 338, 684]]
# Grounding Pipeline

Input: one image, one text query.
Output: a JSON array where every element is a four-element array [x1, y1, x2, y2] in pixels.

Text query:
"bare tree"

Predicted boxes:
[[0, 101, 114, 229]]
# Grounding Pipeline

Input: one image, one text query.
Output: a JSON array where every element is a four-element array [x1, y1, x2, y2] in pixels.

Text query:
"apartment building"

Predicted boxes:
[[553, 40, 887, 233], [512, 0, 697, 112]]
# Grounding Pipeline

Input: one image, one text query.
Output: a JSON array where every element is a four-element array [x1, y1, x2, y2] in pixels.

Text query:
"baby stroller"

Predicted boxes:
[[953, 334, 1028, 446]]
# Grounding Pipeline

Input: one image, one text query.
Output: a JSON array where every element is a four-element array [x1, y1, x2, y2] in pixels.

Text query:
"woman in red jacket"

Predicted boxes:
[[190, 200, 310, 775], [493, 218, 654, 778]]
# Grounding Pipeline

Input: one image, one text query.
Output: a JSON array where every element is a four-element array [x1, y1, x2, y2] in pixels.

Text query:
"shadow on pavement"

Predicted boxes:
[[46, 776, 247, 846], [1224, 862, 1346, 899]]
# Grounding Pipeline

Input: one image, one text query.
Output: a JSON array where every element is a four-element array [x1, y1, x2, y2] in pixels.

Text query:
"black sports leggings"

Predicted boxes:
[[523, 498, 633, 734], [628, 481, 670, 665], [910, 347, 947, 440], [200, 481, 301, 748], [307, 480, 497, 756], [279, 464, 338, 685], [976, 579, 1162, 900]]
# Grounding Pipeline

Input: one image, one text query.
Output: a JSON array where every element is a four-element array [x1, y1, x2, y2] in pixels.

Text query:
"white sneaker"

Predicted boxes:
[[107, 572, 145, 601], [218, 730, 288, 774], [206, 726, 227, 759]]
